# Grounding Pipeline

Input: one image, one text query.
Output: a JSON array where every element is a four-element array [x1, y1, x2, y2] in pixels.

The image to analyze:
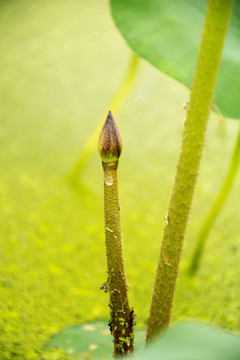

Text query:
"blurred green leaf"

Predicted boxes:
[[45, 320, 145, 359], [46, 322, 240, 360], [133, 323, 240, 360], [111, 0, 240, 120]]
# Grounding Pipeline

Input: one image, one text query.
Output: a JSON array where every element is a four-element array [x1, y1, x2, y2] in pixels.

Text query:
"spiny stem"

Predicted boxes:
[[189, 125, 240, 275], [69, 53, 139, 180], [146, 0, 234, 343], [98, 111, 134, 356]]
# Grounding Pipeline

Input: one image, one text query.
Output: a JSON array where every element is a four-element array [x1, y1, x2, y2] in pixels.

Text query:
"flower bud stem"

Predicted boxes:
[[102, 160, 134, 356]]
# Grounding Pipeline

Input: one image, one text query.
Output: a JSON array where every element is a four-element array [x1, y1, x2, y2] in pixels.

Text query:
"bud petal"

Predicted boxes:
[[98, 111, 123, 161]]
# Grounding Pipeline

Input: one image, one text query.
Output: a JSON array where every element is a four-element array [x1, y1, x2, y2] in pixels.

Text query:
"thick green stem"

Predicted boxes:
[[69, 53, 139, 180], [189, 125, 240, 275], [146, 0, 233, 343], [102, 160, 134, 356]]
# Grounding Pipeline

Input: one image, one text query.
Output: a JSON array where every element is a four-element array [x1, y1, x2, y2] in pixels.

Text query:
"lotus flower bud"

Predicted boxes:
[[98, 111, 123, 161]]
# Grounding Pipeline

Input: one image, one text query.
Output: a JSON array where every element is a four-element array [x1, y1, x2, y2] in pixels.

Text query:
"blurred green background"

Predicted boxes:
[[0, 0, 239, 359]]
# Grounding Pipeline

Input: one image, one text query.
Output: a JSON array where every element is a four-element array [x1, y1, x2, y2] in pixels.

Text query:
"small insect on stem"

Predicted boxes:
[[98, 111, 134, 356]]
